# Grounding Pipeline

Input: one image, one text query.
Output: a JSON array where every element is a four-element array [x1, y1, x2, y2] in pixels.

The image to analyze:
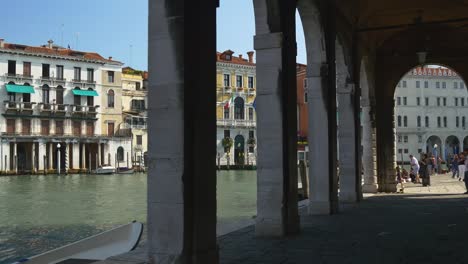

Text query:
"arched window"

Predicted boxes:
[[87, 88, 94, 106], [42, 84, 50, 104], [23, 83, 31, 103], [117, 146, 124, 162], [74, 87, 81, 106], [234, 97, 244, 120], [108, 89, 115, 108], [56, 85, 64, 105]]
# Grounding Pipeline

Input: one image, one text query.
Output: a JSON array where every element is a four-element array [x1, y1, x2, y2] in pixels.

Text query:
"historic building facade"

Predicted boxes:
[[0, 39, 131, 174], [395, 66, 468, 162], [216, 50, 256, 166], [122, 67, 147, 167]]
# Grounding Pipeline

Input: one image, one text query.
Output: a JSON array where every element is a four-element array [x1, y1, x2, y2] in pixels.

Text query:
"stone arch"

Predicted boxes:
[[117, 146, 124, 162], [426, 135, 442, 157], [234, 96, 244, 120], [445, 135, 460, 158]]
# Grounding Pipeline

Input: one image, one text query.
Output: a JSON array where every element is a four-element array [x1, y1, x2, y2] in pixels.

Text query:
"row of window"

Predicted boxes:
[[397, 148, 423, 155], [398, 80, 465, 89], [396, 96, 468, 107], [397, 115, 467, 128], [223, 74, 255, 89], [4, 118, 125, 137], [7, 60, 115, 83], [223, 130, 255, 153], [398, 135, 424, 143], [7, 82, 115, 108]]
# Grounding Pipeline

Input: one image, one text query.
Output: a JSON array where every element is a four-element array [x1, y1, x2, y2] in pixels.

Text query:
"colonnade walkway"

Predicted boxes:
[[220, 173, 468, 264], [99, 174, 468, 264]]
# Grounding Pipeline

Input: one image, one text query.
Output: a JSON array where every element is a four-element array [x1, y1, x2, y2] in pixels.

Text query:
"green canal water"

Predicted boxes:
[[0, 171, 256, 264]]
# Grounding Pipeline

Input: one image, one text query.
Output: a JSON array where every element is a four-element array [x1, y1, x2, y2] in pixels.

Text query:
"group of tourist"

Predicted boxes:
[[397, 152, 468, 193]]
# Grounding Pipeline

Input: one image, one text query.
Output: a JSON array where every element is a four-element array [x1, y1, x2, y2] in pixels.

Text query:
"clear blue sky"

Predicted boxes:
[[2, 0, 306, 70]]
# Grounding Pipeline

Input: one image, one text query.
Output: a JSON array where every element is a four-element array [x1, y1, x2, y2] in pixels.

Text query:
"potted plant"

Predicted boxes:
[[247, 137, 256, 147]]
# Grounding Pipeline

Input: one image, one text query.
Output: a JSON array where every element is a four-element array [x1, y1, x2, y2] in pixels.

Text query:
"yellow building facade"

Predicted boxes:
[[216, 50, 257, 166], [121, 67, 148, 168]]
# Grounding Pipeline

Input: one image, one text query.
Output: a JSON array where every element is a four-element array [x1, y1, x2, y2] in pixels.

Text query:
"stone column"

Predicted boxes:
[[32, 142, 36, 173], [338, 83, 359, 202], [361, 104, 378, 192], [253, 0, 299, 237], [148, 0, 218, 262], [13, 142, 18, 174], [72, 143, 80, 170], [38, 141, 45, 172], [48, 143, 53, 170], [307, 63, 333, 214], [81, 143, 86, 170], [98, 142, 101, 166], [376, 98, 398, 192]]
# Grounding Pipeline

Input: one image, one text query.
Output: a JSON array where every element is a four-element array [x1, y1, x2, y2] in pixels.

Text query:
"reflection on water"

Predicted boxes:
[[0, 171, 256, 264]]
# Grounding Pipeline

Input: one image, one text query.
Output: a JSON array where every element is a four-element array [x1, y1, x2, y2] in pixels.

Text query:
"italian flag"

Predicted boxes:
[[224, 95, 234, 109]]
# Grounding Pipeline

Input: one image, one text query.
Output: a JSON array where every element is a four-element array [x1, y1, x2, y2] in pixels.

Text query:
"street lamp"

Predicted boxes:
[[57, 143, 61, 175]]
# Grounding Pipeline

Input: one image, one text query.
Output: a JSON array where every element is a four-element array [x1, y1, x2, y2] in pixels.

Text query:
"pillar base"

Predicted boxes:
[[379, 183, 397, 193], [308, 200, 332, 215], [339, 192, 358, 203], [149, 249, 219, 264], [362, 183, 379, 193], [255, 219, 285, 237]]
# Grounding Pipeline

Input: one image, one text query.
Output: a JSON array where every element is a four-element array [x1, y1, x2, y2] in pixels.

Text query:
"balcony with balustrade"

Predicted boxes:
[[216, 119, 256, 128], [4, 73, 34, 83], [3, 101, 36, 115]]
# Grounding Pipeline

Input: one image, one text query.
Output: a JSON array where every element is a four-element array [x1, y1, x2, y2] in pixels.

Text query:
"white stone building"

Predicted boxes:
[[395, 66, 468, 163], [216, 50, 257, 166], [0, 39, 132, 174]]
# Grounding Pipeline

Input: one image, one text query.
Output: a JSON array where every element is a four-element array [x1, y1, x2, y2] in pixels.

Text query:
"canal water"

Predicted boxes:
[[0, 170, 256, 264]]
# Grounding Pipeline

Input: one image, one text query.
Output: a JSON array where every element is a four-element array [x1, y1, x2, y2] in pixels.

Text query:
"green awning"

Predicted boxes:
[[72, 89, 98, 96], [6, 84, 35, 94]]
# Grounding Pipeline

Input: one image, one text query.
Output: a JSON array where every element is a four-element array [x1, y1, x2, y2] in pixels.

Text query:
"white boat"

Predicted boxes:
[[13, 221, 143, 264], [116, 167, 134, 174], [95, 165, 115, 174]]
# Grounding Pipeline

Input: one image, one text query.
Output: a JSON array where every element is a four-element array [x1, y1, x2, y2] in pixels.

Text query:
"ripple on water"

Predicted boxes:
[[0, 171, 256, 264]]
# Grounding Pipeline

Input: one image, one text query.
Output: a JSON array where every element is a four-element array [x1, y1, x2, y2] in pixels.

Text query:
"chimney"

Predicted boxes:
[[239, 54, 243, 59], [109, 56, 113, 60], [47, 39, 54, 49], [0, 39, 4, 48], [247, 51, 254, 63]]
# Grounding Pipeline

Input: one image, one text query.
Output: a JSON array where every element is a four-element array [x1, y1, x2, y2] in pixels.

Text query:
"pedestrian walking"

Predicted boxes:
[[463, 155, 468, 194], [409, 154, 420, 184], [459, 154, 466, 182], [452, 154, 459, 178], [420, 154, 430, 186]]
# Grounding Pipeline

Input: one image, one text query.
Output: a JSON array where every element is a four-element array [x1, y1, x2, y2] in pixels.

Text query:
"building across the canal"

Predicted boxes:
[[395, 66, 468, 162], [216, 50, 257, 166], [0, 39, 132, 174], [121, 67, 148, 168]]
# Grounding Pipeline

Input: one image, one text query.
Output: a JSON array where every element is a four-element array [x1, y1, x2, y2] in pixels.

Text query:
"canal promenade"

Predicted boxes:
[[100, 173, 468, 264]]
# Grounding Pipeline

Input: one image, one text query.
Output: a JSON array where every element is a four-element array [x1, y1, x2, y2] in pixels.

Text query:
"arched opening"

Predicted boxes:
[[42, 84, 50, 105], [445, 135, 460, 158], [234, 134, 245, 165], [234, 97, 244, 120], [56, 85, 64, 110], [117, 146, 124, 162], [107, 89, 115, 108], [73, 87, 81, 107], [394, 65, 467, 172], [23, 83, 31, 103], [87, 88, 94, 106]]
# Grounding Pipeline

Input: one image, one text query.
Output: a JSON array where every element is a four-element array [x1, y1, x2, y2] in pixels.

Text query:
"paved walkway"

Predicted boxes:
[[100, 173, 468, 264]]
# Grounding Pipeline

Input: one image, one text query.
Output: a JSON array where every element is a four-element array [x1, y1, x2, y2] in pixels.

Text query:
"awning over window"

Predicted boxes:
[[72, 89, 98, 96], [6, 84, 35, 94]]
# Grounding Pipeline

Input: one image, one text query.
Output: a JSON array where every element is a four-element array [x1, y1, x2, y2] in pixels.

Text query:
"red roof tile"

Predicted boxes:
[[1, 42, 121, 64]]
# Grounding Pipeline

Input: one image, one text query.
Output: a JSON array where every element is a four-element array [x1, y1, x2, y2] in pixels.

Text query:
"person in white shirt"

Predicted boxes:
[[409, 155, 420, 183]]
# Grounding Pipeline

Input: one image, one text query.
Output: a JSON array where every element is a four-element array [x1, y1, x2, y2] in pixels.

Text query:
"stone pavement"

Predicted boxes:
[[220, 174, 468, 264], [99, 173, 468, 264]]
